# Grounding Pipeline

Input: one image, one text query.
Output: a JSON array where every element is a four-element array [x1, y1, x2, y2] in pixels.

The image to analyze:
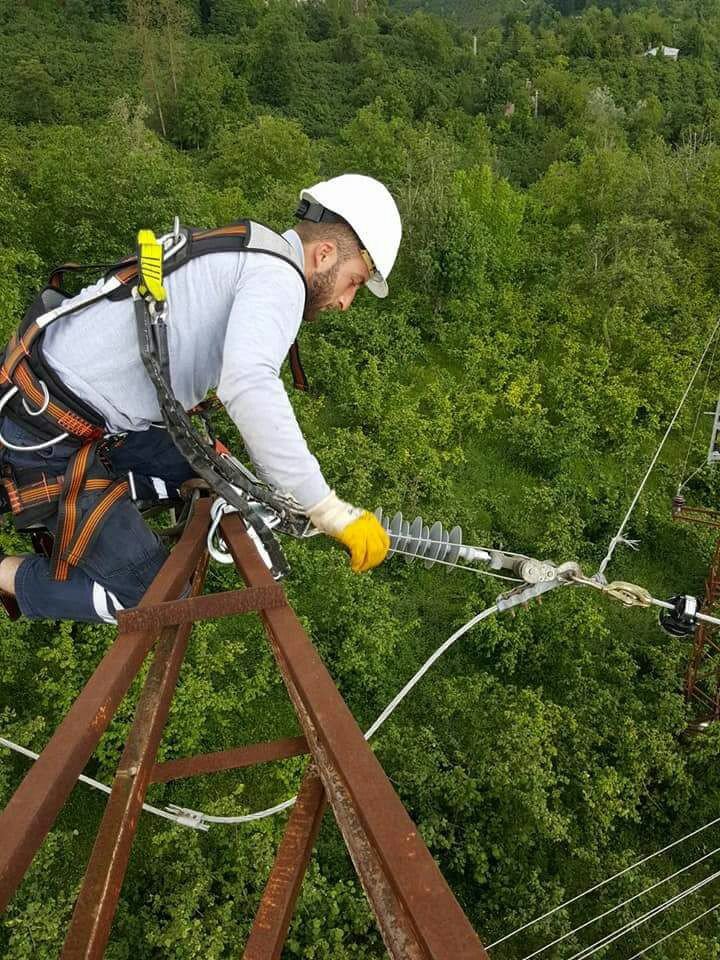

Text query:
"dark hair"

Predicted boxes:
[[294, 219, 362, 262]]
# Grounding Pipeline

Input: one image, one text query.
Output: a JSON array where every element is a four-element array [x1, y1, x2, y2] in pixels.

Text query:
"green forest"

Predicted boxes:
[[4, 0, 720, 955]]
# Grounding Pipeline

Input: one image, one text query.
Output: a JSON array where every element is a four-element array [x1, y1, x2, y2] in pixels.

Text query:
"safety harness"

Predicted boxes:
[[0, 219, 312, 580]]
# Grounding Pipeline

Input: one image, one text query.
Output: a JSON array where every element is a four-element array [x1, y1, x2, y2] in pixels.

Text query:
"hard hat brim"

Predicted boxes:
[[367, 275, 388, 298]]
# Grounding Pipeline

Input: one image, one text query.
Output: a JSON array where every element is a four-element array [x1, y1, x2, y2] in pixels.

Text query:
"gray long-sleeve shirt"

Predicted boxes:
[[42, 229, 330, 510]]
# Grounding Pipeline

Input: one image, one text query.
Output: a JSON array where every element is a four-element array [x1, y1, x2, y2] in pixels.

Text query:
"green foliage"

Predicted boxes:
[[5, 0, 720, 956], [208, 114, 319, 223], [248, 7, 305, 110]]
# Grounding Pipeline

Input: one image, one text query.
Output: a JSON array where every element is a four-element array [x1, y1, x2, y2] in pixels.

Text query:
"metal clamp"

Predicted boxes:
[[496, 561, 582, 612], [163, 804, 210, 831]]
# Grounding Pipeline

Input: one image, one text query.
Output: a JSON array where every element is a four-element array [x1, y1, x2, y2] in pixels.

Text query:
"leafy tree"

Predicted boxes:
[[248, 7, 304, 110], [7, 59, 57, 123], [6, 0, 720, 956]]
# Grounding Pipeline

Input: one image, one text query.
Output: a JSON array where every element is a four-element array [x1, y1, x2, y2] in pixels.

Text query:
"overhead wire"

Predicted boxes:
[[169, 604, 501, 824], [2, 604, 502, 828], [678, 324, 720, 491], [512, 840, 720, 960], [597, 316, 720, 577], [0, 736, 206, 830], [486, 805, 720, 949], [624, 897, 720, 959], [561, 863, 720, 960]]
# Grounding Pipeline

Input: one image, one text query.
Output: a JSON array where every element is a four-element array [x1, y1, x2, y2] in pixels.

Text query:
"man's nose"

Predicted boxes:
[[337, 287, 357, 312]]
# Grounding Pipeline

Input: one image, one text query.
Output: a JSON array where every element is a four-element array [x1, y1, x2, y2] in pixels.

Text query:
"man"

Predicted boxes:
[[0, 174, 401, 622]]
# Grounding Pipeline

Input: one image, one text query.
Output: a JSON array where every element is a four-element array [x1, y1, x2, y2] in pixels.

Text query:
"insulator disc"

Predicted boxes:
[[398, 518, 411, 553], [446, 526, 462, 570], [405, 517, 424, 563], [419, 525, 430, 563], [441, 528, 450, 567], [390, 512, 403, 550], [424, 521, 444, 568]]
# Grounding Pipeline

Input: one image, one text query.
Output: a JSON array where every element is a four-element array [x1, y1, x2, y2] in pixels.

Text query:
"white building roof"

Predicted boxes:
[[644, 45, 680, 59]]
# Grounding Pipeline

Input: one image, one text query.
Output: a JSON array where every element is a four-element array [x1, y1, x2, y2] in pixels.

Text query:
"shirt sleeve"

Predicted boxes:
[[216, 253, 331, 511]]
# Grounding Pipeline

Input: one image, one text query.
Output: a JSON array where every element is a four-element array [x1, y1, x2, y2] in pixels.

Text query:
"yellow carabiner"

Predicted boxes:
[[136, 229, 166, 303]]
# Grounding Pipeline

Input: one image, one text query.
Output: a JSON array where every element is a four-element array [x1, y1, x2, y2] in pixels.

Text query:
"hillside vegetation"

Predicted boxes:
[[2, 0, 720, 956]]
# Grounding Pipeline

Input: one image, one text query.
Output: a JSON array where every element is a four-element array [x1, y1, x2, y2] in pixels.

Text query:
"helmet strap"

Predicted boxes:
[[295, 199, 345, 224]]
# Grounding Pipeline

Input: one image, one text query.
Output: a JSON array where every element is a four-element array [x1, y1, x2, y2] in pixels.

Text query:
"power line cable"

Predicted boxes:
[[597, 317, 720, 577], [2, 606, 501, 829], [514, 841, 720, 960], [169, 605, 501, 824], [678, 326, 720, 490], [0, 737, 207, 830], [624, 898, 720, 959], [487, 812, 720, 949], [563, 864, 720, 960]]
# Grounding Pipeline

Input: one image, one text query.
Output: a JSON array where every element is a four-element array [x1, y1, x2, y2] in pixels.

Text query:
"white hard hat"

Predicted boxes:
[[297, 174, 402, 298]]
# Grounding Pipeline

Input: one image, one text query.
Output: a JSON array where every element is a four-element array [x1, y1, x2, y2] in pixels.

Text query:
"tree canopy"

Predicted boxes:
[[2, 0, 720, 956]]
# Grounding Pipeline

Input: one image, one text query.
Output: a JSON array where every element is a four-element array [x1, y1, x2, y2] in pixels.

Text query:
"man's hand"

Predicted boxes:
[[308, 491, 390, 572]]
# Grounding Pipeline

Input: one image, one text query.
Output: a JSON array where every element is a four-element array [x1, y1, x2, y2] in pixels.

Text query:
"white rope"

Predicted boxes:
[[678, 459, 710, 493], [487, 812, 720, 949], [1, 606, 501, 829], [679, 325, 720, 489], [362, 605, 499, 740], [624, 898, 720, 959], [0, 737, 207, 831], [169, 605, 502, 825], [563, 864, 720, 960], [514, 841, 720, 960], [597, 317, 720, 577]]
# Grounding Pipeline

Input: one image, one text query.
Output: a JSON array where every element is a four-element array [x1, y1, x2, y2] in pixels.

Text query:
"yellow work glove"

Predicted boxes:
[[308, 491, 390, 573]]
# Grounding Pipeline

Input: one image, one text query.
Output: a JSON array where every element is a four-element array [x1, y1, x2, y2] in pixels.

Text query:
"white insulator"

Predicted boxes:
[[374, 509, 468, 572]]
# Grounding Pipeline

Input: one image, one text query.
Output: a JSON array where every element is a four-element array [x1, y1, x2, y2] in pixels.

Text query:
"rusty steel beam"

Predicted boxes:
[[117, 584, 286, 633], [0, 499, 211, 914], [674, 504, 720, 529], [62, 554, 209, 959], [151, 736, 308, 784], [243, 767, 327, 960], [684, 534, 720, 711], [221, 515, 488, 960]]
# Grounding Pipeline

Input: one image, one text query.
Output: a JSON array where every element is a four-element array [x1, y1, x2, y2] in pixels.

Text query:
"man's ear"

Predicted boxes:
[[313, 240, 337, 270]]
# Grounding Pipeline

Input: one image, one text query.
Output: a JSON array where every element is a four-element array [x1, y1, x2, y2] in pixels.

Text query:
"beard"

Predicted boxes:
[[304, 261, 340, 322]]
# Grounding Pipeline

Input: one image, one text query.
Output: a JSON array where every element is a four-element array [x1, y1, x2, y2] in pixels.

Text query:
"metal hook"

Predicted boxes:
[[0, 386, 69, 451]]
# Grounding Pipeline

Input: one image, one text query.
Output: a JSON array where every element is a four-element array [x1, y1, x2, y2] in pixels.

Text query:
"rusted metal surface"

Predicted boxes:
[[0, 499, 210, 913], [62, 554, 209, 959], [221, 514, 488, 960], [151, 736, 308, 784], [685, 535, 720, 717], [673, 502, 720, 528], [2, 497, 490, 958], [117, 584, 286, 633], [243, 767, 326, 960], [289, 685, 429, 960]]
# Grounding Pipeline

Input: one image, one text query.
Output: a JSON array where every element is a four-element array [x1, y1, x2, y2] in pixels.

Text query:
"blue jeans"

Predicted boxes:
[[0, 419, 195, 622]]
